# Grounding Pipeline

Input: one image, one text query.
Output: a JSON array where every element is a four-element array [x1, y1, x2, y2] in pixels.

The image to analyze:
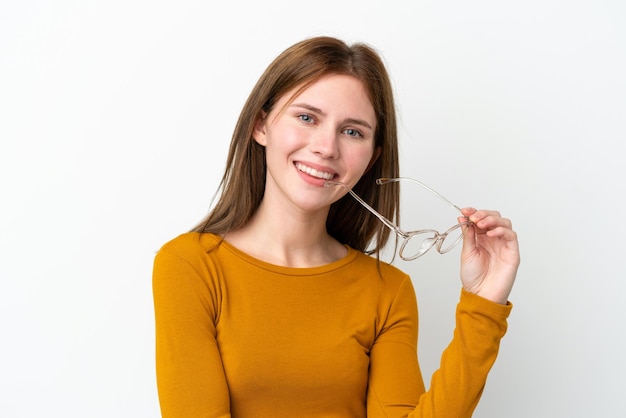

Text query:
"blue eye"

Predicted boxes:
[[344, 128, 363, 138], [299, 114, 314, 123]]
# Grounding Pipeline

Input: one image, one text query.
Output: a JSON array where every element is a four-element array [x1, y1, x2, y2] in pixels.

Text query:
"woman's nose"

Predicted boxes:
[[309, 127, 339, 159]]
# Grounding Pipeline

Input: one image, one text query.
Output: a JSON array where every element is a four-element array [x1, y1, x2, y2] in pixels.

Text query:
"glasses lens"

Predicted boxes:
[[438, 223, 465, 253], [401, 231, 438, 260]]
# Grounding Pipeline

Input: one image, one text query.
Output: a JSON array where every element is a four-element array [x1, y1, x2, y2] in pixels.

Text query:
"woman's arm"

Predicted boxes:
[[153, 247, 231, 418], [368, 205, 519, 417], [367, 279, 511, 418]]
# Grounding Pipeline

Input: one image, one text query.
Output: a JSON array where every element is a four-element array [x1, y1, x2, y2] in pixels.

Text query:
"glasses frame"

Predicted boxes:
[[325, 177, 472, 261]]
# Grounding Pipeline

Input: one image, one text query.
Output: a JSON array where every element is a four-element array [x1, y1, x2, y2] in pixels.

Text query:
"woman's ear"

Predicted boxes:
[[365, 147, 381, 173], [252, 112, 268, 146]]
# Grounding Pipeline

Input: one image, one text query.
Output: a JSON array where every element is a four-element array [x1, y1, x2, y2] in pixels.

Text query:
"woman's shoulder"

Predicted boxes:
[[350, 250, 411, 287], [156, 231, 221, 259]]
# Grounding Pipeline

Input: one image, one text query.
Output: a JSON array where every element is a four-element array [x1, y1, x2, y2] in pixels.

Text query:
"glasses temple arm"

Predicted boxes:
[[377, 177, 464, 213], [325, 181, 408, 238]]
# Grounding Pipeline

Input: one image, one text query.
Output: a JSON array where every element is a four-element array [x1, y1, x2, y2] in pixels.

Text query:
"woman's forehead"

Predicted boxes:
[[274, 74, 375, 121]]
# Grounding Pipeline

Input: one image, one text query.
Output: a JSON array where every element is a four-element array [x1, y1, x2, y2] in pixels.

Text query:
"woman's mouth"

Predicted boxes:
[[294, 162, 336, 180]]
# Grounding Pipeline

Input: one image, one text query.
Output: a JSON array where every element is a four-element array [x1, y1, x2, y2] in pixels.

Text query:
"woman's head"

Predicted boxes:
[[194, 36, 400, 254]]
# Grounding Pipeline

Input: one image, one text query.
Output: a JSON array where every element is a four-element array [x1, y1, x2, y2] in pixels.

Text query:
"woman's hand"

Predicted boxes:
[[458, 208, 520, 304]]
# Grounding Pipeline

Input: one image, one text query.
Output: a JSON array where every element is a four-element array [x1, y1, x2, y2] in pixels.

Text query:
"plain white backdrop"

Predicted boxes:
[[1, 1, 625, 416]]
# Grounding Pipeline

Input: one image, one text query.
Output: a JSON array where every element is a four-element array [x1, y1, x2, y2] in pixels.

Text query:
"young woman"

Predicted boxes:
[[152, 36, 519, 417]]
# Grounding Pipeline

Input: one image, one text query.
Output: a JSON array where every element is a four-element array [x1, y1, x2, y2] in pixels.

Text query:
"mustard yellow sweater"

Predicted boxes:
[[153, 232, 511, 418]]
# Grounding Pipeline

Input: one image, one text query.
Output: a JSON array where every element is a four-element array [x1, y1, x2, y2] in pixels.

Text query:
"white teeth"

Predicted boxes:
[[295, 162, 334, 180]]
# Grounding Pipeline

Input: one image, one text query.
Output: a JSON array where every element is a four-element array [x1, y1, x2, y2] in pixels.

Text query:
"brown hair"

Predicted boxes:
[[192, 36, 400, 255]]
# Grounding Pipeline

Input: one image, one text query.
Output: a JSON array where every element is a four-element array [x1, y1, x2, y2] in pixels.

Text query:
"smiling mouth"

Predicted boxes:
[[295, 162, 336, 180]]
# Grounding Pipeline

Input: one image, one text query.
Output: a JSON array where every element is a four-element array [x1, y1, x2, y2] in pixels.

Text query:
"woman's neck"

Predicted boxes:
[[222, 200, 347, 268]]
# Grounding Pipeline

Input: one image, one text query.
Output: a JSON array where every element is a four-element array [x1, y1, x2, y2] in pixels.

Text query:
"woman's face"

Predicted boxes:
[[253, 73, 378, 214]]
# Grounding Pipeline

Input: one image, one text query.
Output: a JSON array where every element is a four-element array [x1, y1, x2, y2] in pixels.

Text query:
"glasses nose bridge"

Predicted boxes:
[[399, 230, 438, 260]]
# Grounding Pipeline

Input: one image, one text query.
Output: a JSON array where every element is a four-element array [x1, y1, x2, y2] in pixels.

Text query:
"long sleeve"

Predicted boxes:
[[367, 280, 512, 418], [152, 246, 231, 418]]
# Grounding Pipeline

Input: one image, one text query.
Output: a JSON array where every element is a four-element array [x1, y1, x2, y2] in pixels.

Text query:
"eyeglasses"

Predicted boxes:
[[325, 177, 472, 261]]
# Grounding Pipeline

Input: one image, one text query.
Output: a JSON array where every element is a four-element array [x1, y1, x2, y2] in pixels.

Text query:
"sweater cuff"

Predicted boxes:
[[459, 288, 513, 320]]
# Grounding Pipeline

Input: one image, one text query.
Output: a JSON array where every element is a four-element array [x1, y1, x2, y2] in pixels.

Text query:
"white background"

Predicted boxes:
[[1, 1, 625, 417]]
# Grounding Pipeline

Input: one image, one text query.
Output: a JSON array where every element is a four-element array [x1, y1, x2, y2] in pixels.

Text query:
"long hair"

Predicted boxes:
[[192, 36, 400, 255]]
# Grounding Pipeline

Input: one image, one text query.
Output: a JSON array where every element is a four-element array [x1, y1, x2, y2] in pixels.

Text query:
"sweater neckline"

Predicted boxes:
[[212, 234, 361, 276]]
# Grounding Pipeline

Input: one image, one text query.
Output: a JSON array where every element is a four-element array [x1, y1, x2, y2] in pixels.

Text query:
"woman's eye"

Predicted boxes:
[[298, 114, 314, 123], [343, 128, 363, 138]]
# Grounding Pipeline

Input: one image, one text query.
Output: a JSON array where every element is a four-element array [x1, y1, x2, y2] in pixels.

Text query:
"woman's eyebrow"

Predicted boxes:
[[291, 102, 324, 114], [344, 117, 373, 130], [290, 102, 373, 130]]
